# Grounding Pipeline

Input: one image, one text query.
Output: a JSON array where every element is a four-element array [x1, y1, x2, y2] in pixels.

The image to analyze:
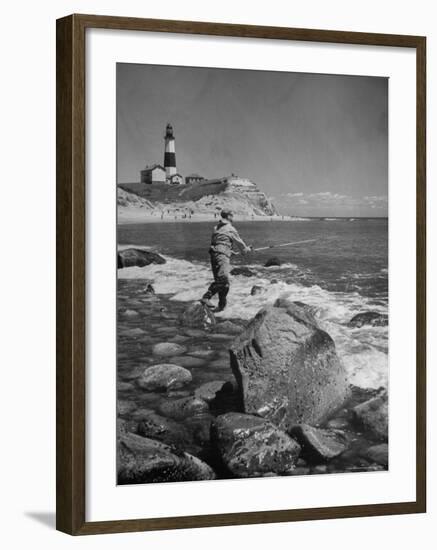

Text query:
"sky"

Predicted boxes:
[[117, 63, 388, 217]]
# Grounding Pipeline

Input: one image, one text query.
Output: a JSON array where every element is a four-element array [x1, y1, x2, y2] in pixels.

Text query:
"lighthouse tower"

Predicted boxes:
[[164, 123, 177, 181]]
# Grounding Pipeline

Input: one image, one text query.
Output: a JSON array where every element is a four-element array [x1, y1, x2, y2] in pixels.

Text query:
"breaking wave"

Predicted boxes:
[[118, 251, 388, 390]]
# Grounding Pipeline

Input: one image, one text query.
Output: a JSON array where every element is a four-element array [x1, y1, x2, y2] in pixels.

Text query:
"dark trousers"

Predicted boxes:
[[202, 252, 230, 306]]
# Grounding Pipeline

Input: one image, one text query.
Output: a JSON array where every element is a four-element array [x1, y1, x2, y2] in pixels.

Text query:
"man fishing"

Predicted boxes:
[[201, 209, 252, 312]]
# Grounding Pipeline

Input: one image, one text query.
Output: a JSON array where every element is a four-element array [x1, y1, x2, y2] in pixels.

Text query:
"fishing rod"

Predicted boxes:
[[250, 238, 317, 252]]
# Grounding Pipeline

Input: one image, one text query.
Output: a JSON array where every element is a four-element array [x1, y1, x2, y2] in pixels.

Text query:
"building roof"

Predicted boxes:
[[170, 173, 183, 178], [186, 173, 203, 178], [142, 163, 165, 172]]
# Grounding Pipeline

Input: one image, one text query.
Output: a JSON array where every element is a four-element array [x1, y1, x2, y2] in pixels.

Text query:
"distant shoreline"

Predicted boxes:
[[117, 208, 388, 225]]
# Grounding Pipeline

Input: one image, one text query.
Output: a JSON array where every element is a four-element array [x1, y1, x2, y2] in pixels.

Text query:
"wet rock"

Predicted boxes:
[[117, 400, 137, 416], [183, 328, 206, 338], [348, 311, 388, 328], [119, 327, 145, 338], [289, 424, 347, 463], [214, 321, 242, 334], [137, 364, 192, 391], [121, 309, 139, 318], [117, 432, 215, 484], [170, 355, 206, 368], [159, 396, 209, 420], [209, 333, 234, 341], [230, 267, 256, 277], [130, 408, 155, 421], [211, 412, 301, 477], [117, 381, 135, 392], [152, 342, 187, 357], [168, 334, 190, 344], [118, 248, 166, 268], [326, 417, 349, 430], [250, 285, 265, 296], [264, 256, 282, 267], [291, 466, 311, 476], [179, 302, 216, 329], [363, 443, 388, 466], [230, 298, 350, 431], [352, 390, 388, 441], [195, 380, 228, 403], [144, 283, 155, 294], [136, 412, 196, 451], [188, 349, 215, 358]]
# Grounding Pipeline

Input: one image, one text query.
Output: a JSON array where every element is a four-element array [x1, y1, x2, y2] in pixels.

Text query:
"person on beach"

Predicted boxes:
[[201, 209, 252, 312]]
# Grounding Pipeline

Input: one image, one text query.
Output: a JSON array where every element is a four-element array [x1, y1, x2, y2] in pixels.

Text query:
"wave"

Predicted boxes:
[[118, 252, 388, 390]]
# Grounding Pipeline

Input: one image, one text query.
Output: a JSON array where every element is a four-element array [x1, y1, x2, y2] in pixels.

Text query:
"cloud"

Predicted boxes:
[[279, 191, 388, 210]]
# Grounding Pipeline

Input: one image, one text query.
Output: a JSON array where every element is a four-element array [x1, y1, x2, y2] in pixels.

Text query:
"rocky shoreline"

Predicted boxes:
[[117, 269, 388, 485]]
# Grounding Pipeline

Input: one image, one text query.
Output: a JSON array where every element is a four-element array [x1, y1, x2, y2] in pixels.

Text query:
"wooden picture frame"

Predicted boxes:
[[56, 13, 426, 535]]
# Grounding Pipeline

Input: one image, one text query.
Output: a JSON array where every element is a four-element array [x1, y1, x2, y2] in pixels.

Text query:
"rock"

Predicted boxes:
[[179, 302, 216, 329], [195, 380, 228, 403], [209, 333, 234, 341], [137, 364, 192, 391], [289, 424, 347, 463], [274, 298, 319, 326], [183, 328, 206, 338], [230, 266, 256, 277], [250, 285, 265, 296], [117, 432, 215, 484], [152, 342, 187, 357], [270, 279, 279, 284], [121, 309, 139, 318], [130, 408, 155, 421], [214, 321, 242, 334], [352, 390, 388, 441], [144, 283, 155, 294], [363, 443, 388, 466], [230, 298, 350, 431], [169, 355, 206, 368], [118, 248, 166, 268], [117, 400, 137, 416], [136, 412, 196, 451], [117, 381, 135, 392], [312, 464, 328, 474], [326, 417, 349, 430], [211, 412, 301, 477], [188, 349, 215, 358], [119, 327, 145, 338], [159, 396, 209, 420], [264, 257, 281, 267], [348, 311, 388, 328]]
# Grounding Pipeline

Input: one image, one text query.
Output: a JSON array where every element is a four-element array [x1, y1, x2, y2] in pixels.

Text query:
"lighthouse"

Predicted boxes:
[[164, 123, 177, 181]]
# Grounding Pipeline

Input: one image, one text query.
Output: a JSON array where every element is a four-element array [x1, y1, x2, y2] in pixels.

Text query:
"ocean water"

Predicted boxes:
[[118, 219, 388, 390]]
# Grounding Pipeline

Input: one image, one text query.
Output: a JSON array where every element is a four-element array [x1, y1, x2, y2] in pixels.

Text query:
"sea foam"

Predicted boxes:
[[118, 253, 388, 390]]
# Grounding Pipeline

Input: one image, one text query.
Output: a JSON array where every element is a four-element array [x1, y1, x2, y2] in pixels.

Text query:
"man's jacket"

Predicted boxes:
[[209, 219, 247, 258]]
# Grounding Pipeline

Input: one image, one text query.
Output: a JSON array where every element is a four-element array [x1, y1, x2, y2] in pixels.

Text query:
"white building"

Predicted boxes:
[[140, 164, 166, 184]]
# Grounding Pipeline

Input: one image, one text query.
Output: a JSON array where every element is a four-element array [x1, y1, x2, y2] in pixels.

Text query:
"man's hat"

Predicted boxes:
[[220, 209, 233, 219]]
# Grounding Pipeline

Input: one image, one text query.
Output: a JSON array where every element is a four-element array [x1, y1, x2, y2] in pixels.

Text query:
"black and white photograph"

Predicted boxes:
[[116, 63, 389, 484]]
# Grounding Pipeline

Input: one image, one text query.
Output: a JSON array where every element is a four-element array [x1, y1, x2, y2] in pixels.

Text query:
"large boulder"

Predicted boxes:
[[118, 247, 166, 268], [352, 390, 388, 441], [348, 311, 388, 328], [117, 432, 215, 484], [230, 299, 350, 431], [137, 364, 192, 391], [179, 302, 216, 329], [211, 412, 301, 477], [289, 424, 347, 463]]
